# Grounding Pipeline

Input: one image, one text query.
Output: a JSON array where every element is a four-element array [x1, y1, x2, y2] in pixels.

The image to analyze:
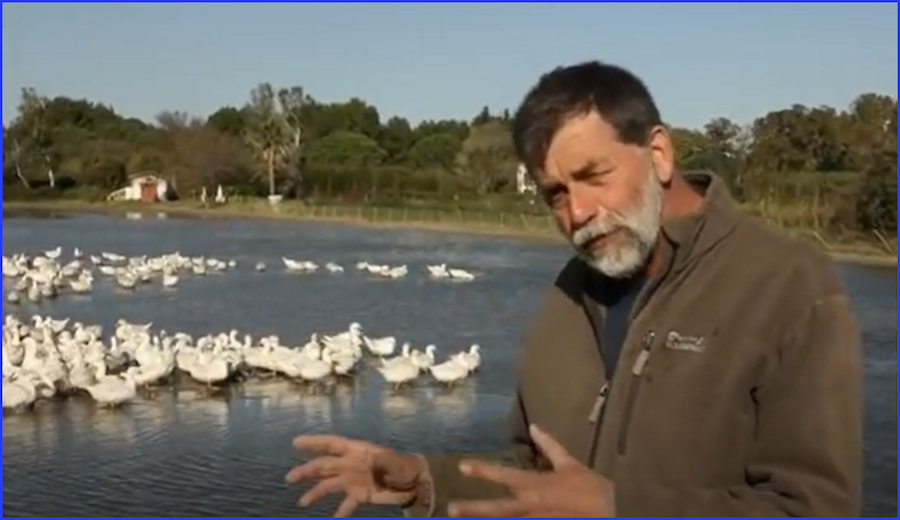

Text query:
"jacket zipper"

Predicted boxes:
[[616, 330, 655, 456], [585, 382, 610, 465]]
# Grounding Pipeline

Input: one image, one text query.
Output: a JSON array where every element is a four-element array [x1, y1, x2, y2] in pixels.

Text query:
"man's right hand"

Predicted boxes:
[[285, 434, 430, 517]]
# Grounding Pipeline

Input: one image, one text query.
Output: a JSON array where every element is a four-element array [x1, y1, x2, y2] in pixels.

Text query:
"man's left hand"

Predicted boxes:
[[448, 424, 615, 517]]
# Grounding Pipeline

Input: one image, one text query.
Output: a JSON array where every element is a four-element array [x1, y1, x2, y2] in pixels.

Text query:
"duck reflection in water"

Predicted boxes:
[[380, 388, 418, 417], [429, 381, 477, 425], [85, 404, 140, 445], [2, 402, 62, 450]]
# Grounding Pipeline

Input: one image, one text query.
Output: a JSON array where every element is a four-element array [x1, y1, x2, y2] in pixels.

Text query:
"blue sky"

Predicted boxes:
[[2, 2, 897, 130]]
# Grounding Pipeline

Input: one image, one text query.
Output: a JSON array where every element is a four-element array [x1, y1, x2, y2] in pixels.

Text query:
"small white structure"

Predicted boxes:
[[107, 173, 173, 203], [215, 184, 227, 204], [515, 163, 537, 195]]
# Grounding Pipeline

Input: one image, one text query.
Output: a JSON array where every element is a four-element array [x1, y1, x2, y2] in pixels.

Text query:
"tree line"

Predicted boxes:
[[2, 84, 896, 235]]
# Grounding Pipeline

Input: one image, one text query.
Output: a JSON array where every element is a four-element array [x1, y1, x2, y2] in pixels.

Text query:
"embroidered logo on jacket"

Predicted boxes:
[[664, 331, 706, 353]]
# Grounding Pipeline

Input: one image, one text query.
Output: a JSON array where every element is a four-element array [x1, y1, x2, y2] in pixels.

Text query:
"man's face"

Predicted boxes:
[[535, 112, 668, 278]]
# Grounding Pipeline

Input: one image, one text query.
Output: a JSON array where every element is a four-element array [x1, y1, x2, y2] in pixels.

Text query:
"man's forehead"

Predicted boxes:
[[543, 115, 620, 166], [547, 111, 619, 150], [539, 149, 617, 183]]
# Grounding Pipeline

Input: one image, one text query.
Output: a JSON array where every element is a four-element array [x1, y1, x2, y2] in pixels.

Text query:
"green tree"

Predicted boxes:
[[456, 120, 517, 195], [378, 116, 414, 164], [207, 107, 248, 137], [856, 149, 897, 233], [408, 133, 461, 171], [306, 131, 387, 170]]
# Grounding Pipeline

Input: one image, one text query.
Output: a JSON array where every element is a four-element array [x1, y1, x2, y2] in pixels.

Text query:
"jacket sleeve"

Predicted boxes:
[[404, 390, 538, 517], [618, 294, 865, 516]]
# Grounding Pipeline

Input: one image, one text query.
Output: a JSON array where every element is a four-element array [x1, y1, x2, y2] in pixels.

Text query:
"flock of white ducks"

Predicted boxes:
[[2, 247, 238, 304], [2, 249, 479, 305], [283, 257, 476, 282], [2, 314, 483, 413]]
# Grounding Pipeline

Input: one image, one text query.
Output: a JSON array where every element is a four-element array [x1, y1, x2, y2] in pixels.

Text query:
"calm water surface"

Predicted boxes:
[[2, 213, 896, 516]]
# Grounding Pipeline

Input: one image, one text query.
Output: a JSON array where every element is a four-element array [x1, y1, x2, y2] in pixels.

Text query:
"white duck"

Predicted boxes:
[[186, 347, 232, 390], [410, 345, 438, 370], [162, 273, 179, 288], [380, 344, 413, 369], [2, 374, 39, 411], [448, 268, 476, 281], [450, 345, 481, 373], [84, 372, 138, 407], [298, 356, 333, 383], [283, 258, 318, 272], [377, 361, 420, 391], [429, 358, 471, 387], [426, 264, 450, 278], [363, 335, 396, 357], [323, 347, 358, 377], [325, 322, 363, 344]]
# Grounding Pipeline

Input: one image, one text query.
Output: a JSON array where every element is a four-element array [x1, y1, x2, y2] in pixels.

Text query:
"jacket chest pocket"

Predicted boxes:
[[622, 326, 758, 485], [648, 327, 756, 410]]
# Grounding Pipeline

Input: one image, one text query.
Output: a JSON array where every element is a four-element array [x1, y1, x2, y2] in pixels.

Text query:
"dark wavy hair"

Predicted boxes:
[[512, 61, 663, 174]]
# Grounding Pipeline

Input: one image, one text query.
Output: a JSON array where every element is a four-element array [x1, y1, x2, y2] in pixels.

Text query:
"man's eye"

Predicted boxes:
[[590, 170, 613, 183], [543, 191, 565, 207]]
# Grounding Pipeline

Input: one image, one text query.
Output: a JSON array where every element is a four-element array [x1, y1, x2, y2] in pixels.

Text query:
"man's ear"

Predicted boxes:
[[647, 125, 674, 185]]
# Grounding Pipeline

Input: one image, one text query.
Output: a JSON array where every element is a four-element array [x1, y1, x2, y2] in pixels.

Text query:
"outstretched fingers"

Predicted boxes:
[[298, 476, 346, 508], [528, 425, 576, 470], [333, 497, 360, 517], [285, 456, 344, 485], [293, 435, 354, 456], [458, 459, 537, 491]]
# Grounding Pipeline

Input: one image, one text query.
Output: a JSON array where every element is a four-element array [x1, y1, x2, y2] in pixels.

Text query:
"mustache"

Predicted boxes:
[[571, 216, 622, 248]]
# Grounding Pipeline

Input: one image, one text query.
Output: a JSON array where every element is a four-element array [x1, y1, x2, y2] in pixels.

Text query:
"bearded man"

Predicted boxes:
[[286, 61, 864, 517]]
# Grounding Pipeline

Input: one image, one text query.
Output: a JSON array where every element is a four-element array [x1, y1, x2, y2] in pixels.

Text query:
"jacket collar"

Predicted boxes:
[[658, 172, 742, 275]]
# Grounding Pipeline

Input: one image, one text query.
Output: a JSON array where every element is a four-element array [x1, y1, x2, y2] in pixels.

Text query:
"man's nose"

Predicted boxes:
[[566, 187, 596, 229]]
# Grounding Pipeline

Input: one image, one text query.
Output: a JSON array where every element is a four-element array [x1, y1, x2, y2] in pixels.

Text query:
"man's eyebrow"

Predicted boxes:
[[570, 161, 597, 181], [537, 158, 614, 192], [571, 159, 613, 180]]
